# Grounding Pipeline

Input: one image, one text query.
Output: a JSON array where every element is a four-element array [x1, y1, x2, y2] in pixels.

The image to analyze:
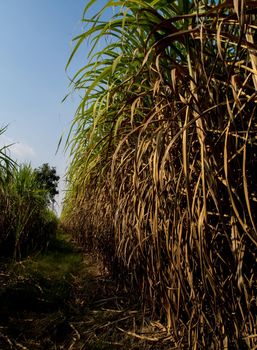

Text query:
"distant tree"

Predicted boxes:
[[34, 163, 60, 204]]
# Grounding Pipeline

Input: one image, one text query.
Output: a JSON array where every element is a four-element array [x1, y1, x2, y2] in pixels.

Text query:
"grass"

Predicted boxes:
[[24, 237, 82, 278], [0, 234, 173, 349], [0, 235, 81, 348]]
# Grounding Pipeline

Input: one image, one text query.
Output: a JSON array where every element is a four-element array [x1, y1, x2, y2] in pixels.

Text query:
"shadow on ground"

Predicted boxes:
[[0, 237, 171, 349]]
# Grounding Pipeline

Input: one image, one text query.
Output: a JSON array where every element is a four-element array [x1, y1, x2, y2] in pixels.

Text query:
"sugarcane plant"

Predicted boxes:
[[62, 0, 257, 348], [0, 127, 59, 258]]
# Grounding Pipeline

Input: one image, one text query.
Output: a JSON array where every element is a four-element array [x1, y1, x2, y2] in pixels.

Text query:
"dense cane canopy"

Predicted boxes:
[[62, 1, 257, 347], [0, 127, 59, 258]]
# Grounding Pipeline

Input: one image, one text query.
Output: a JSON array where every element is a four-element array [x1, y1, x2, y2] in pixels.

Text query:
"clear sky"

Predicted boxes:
[[0, 1, 104, 213]]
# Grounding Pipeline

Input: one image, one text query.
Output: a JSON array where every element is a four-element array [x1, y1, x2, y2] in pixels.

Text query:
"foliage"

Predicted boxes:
[[0, 158, 59, 259], [62, 0, 257, 348], [0, 126, 16, 187], [34, 163, 60, 205]]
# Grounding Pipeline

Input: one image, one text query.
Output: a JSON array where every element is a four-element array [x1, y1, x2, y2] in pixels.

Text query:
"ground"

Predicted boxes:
[[0, 235, 172, 349]]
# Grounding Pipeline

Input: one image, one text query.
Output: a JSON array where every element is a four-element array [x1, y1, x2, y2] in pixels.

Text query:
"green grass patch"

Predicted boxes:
[[0, 235, 83, 316], [7, 232, 81, 276], [25, 238, 82, 280]]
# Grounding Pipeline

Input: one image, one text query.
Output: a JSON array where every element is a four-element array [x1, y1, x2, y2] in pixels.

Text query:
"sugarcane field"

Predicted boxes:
[[1, 1, 257, 349]]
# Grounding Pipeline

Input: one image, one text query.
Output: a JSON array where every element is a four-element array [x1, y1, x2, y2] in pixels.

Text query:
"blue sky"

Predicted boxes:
[[0, 1, 105, 212]]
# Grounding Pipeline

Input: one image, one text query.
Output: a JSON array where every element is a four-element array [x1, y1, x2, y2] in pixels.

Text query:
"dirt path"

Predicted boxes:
[[0, 237, 169, 349]]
